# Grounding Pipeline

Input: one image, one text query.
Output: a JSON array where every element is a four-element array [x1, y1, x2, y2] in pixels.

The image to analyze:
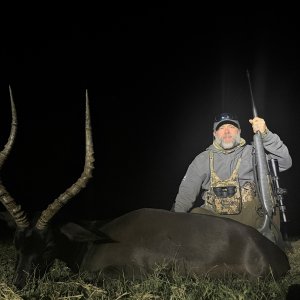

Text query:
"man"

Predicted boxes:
[[172, 113, 292, 242]]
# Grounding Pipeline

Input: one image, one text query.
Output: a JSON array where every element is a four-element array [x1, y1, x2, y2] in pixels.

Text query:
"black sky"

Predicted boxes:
[[1, 5, 300, 236]]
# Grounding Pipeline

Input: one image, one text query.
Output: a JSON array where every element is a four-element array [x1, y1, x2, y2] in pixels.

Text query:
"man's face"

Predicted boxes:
[[213, 123, 241, 149]]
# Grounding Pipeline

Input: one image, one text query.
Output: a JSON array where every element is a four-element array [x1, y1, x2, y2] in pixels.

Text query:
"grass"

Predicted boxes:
[[0, 238, 299, 299]]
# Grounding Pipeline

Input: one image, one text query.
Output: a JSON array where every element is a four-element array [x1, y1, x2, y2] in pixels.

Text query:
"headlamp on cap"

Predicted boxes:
[[213, 113, 240, 131]]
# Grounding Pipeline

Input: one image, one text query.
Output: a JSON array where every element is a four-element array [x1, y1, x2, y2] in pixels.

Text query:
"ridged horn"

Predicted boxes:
[[35, 90, 94, 230], [0, 86, 29, 228]]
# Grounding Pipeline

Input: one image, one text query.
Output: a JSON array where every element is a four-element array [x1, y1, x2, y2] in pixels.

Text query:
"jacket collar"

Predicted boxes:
[[211, 138, 246, 154]]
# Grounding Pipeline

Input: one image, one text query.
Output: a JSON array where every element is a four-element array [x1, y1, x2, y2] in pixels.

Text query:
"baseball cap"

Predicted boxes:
[[213, 113, 240, 131]]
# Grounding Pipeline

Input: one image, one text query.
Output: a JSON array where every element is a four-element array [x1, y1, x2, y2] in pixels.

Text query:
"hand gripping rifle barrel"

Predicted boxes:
[[246, 71, 276, 243]]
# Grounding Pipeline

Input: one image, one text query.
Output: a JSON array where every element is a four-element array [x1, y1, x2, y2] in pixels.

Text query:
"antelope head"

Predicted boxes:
[[0, 87, 94, 289]]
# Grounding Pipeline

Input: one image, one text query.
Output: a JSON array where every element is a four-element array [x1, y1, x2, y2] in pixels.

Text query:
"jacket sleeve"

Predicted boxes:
[[173, 153, 207, 212], [262, 130, 292, 171]]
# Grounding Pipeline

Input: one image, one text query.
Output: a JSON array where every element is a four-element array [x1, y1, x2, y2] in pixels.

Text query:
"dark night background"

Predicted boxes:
[[0, 5, 300, 237]]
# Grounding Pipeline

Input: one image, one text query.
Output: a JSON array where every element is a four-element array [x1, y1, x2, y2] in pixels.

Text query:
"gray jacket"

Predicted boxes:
[[173, 130, 292, 212]]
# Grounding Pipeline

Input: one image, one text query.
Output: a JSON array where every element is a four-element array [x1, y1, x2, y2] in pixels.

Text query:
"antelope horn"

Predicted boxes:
[[0, 86, 29, 228], [36, 90, 95, 230]]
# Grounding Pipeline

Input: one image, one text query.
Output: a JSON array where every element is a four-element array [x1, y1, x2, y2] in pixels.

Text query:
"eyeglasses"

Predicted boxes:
[[214, 113, 237, 122]]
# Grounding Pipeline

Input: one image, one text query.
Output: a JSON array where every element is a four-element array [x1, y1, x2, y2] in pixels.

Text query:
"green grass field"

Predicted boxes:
[[0, 238, 299, 299]]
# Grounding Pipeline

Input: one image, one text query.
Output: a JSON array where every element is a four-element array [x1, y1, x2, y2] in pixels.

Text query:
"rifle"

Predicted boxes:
[[246, 70, 285, 244]]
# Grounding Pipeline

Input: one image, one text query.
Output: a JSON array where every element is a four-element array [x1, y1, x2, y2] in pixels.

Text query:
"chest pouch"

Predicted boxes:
[[211, 185, 242, 215], [206, 151, 243, 215]]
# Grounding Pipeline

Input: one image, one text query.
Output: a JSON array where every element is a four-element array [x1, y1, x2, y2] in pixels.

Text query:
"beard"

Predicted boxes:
[[215, 132, 241, 149]]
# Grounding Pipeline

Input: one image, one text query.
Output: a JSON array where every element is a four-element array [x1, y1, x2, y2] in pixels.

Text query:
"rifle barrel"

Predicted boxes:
[[246, 70, 258, 118]]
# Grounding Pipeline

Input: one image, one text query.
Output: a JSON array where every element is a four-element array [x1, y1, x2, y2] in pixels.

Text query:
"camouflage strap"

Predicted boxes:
[[209, 151, 241, 184]]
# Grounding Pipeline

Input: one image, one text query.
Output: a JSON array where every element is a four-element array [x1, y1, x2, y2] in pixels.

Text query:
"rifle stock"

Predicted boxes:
[[253, 132, 276, 241]]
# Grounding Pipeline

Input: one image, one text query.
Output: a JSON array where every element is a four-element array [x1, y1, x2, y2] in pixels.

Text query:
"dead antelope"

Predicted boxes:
[[0, 88, 290, 290]]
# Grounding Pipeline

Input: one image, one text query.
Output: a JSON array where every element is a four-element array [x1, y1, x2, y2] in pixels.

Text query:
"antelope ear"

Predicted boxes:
[[59, 222, 114, 243], [0, 211, 17, 229]]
